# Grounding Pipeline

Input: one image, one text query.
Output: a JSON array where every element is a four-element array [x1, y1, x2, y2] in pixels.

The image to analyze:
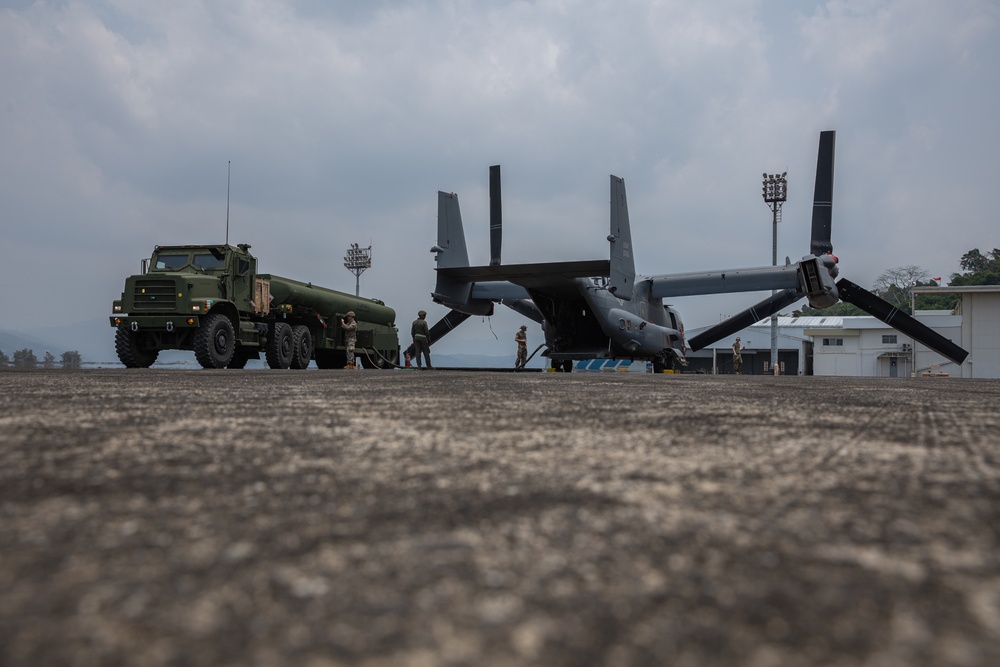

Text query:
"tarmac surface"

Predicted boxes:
[[1, 369, 999, 666]]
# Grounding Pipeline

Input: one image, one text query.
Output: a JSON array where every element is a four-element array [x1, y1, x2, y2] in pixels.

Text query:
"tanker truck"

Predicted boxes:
[[110, 243, 399, 369]]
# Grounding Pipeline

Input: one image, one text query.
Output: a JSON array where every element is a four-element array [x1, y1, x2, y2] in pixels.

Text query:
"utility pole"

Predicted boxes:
[[762, 172, 788, 376], [343, 243, 372, 297]]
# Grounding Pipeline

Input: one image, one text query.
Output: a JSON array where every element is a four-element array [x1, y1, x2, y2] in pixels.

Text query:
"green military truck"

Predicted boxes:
[[110, 243, 399, 369]]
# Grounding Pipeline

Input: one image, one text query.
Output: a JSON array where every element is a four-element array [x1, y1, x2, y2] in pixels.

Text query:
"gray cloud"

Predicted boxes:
[[2, 0, 997, 356]]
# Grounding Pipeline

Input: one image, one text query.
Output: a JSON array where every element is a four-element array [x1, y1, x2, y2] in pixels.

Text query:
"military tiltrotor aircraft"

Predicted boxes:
[[416, 131, 968, 371]]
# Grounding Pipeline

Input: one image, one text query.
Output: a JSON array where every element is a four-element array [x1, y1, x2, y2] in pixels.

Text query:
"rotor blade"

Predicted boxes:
[[836, 278, 968, 365], [688, 289, 802, 352], [810, 130, 836, 257], [489, 165, 501, 266], [428, 309, 473, 345], [403, 309, 472, 359]]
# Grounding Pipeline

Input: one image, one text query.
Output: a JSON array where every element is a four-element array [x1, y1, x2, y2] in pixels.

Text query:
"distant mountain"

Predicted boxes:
[[1, 318, 118, 364]]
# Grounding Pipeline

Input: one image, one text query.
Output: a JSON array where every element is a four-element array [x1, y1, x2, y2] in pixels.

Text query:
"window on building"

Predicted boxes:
[[882, 335, 898, 344], [822, 338, 844, 346]]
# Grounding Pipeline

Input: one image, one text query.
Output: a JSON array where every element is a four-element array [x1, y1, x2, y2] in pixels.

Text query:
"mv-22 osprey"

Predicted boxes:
[[420, 131, 968, 371]]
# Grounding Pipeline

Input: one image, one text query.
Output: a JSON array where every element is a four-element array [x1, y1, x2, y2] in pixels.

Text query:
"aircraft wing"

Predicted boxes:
[[437, 259, 609, 283]]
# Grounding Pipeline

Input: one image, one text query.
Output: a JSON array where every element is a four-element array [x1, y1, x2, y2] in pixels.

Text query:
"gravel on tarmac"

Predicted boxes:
[[1, 369, 999, 666]]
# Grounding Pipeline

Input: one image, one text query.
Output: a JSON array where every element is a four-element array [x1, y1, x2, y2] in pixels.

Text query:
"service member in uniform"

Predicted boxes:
[[732, 336, 743, 375], [514, 325, 528, 368], [411, 310, 432, 369], [340, 311, 358, 369]]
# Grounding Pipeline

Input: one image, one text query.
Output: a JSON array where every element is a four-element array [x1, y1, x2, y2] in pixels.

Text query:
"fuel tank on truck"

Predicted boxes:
[[260, 274, 396, 326]]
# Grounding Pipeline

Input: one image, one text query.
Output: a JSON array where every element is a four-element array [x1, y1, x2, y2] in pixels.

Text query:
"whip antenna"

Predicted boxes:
[[225, 161, 231, 245]]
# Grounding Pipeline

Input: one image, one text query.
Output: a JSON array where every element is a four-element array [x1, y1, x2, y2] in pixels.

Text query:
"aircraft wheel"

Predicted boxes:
[[266, 322, 293, 369], [562, 360, 573, 373], [380, 349, 399, 369], [290, 325, 313, 369], [315, 350, 345, 369], [194, 314, 235, 369], [115, 325, 158, 368]]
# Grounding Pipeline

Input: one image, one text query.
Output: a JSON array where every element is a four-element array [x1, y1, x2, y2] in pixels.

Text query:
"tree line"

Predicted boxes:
[[0, 349, 82, 369], [799, 247, 999, 317]]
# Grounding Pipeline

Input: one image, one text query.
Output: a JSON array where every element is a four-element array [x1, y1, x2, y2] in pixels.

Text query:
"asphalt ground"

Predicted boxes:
[[1, 369, 999, 667]]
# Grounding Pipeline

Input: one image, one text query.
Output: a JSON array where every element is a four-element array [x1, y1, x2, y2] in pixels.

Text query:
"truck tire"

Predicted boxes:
[[115, 325, 158, 368], [290, 325, 313, 370], [266, 322, 293, 369], [194, 314, 236, 369]]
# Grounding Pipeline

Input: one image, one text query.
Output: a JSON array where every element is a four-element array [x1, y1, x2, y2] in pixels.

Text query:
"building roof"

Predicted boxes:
[[911, 285, 1000, 295]]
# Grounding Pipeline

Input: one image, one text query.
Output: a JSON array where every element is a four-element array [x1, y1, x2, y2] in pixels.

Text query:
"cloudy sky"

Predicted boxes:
[[2, 0, 997, 357]]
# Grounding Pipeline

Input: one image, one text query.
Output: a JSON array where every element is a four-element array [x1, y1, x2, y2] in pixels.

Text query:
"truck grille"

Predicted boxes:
[[133, 280, 177, 311]]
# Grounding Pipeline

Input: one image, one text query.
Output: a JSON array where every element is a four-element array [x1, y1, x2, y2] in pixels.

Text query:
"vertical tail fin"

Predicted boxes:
[[608, 175, 636, 299], [431, 191, 474, 306], [434, 191, 471, 269]]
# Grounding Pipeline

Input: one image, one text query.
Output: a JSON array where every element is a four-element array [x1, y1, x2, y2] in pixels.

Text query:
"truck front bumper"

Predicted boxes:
[[109, 315, 202, 331]]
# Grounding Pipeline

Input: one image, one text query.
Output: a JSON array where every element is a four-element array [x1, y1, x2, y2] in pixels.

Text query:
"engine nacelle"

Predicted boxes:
[[799, 255, 840, 309]]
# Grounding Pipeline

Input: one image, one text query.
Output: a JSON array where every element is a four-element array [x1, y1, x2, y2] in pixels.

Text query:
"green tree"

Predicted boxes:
[[0, 349, 9, 368], [43, 351, 56, 369], [61, 351, 82, 369], [913, 278, 959, 311], [795, 300, 865, 317], [13, 349, 37, 369], [950, 248, 1000, 286]]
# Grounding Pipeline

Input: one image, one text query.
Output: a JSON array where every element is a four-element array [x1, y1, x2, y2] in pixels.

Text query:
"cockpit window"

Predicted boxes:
[[154, 253, 189, 270]]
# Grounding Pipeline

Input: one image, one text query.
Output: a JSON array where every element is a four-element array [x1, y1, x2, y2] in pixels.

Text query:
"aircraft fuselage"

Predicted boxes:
[[534, 277, 686, 367]]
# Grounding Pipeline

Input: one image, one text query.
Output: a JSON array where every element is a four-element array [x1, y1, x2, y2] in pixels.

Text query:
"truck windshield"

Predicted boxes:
[[192, 253, 226, 270], [154, 253, 189, 270]]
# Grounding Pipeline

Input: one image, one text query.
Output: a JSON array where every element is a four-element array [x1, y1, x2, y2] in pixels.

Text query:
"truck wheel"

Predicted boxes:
[[266, 322, 293, 369], [194, 314, 235, 369], [115, 325, 158, 368], [290, 325, 313, 370]]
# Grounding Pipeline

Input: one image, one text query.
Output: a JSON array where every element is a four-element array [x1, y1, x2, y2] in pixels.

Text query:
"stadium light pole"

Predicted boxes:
[[344, 243, 372, 297], [762, 172, 788, 376]]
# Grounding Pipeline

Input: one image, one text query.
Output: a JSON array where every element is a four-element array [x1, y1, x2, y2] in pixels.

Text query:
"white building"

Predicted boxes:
[[803, 313, 962, 378], [911, 285, 1000, 378]]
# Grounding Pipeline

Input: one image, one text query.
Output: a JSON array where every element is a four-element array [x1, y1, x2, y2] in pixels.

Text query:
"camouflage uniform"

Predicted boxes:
[[411, 311, 432, 369], [515, 326, 528, 367], [732, 337, 743, 375], [341, 313, 358, 368]]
